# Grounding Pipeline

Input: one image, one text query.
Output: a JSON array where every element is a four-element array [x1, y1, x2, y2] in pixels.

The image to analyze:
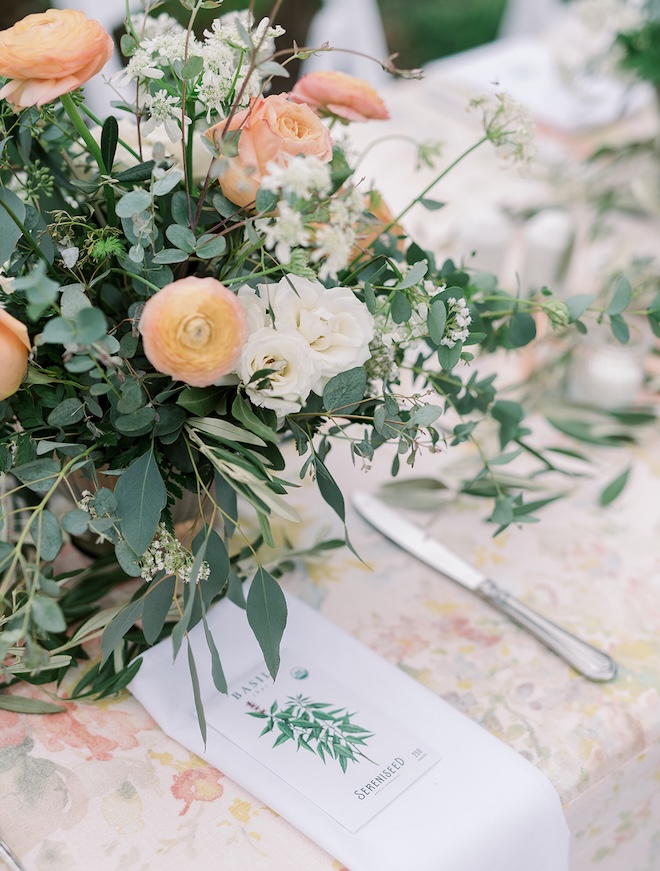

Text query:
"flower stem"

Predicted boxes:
[[60, 93, 116, 224]]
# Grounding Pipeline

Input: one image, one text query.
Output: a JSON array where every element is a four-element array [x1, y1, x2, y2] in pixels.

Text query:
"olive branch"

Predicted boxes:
[[247, 693, 376, 773]]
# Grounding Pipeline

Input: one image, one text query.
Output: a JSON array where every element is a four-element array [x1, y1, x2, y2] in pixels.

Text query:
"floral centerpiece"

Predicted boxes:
[[0, 1, 653, 726]]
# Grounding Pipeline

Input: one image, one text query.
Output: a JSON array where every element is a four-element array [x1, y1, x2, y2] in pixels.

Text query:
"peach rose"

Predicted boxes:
[[206, 94, 333, 208], [290, 71, 389, 123], [138, 277, 248, 388], [0, 307, 30, 400], [0, 9, 114, 110]]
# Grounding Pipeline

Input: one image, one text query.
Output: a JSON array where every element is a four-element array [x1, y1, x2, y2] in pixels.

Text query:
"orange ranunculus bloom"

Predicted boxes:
[[0, 308, 30, 400], [290, 71, 389, 123], [0, 9, 114, 110], [138, 277, 248, 388], [206, 94, 333, 209]]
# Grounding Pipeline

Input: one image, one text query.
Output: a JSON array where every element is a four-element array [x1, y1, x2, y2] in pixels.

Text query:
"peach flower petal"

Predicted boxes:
[[139, 277, 248, 387], [0, 9, 114, 109], [0, 307, 30, 400], [290, 71, 389, 123]]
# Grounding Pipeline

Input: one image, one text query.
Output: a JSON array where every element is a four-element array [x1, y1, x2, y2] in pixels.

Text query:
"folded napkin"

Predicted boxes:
[[130, 589, 569, 871]]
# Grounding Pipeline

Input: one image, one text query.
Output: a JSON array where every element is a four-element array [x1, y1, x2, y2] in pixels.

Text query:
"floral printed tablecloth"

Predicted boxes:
[[1, 422, 659, 871]]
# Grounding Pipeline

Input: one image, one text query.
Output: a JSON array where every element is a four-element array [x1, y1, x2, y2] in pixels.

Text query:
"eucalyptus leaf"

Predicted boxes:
[[437, 341, 462, 371], [47, 398, 85, 428], [322, 367, 367, 415], [62, 508, 90, 536], [182, 55, 204, 79], [116, 190, 152, 217], [427, 299, 447, 346], [606, 276, 632, 316], [314, 456, 345, 521], [391, 291, 412, 324], [246, 567, 287, 680], [115, 447, 166, 556], [32, 594, 66, 633], [187, 640, 207, 745], [196, 234, 227, 259], [202, 612, 227, 693], [166, 224, 196, 253], [609, 313, 629, 344], [0, 694, 65, 714], [115, 540, 142, 577], [13, 458, 60, 493], [565, 293, 595, 322], [508, 312, 536, 347], [115, 407, 155, 434], [171, 576, 200, 660], [599, 466, 631, 506], [101, 597, 144, 666], [397, 260, 428, 289], [153, 248, 188, 264], [142, 574, 176, 644], [0, 187, 26, 265], [36, 510, 63, 562]]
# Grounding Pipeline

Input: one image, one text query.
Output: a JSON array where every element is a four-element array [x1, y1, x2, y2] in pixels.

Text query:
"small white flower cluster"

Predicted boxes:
[[373, 302, 429, 349], [471, 92, 537, 165], [142, 89, 189, 142], [131, 12, 184, 41], [261, 156, 331, 199], [257, 162, 362, 279], [256, 203, 309, 264], [140, 522, 211, 584], [364, 337, 397, 382], [117, 10, 284, 123], [441, 297, 472, 348], [234, 275, 375, 416], [77, 489, 97, 516]]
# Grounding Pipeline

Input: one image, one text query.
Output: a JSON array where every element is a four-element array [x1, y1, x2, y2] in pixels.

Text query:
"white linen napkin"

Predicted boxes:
[[130, 589, 569, 871]]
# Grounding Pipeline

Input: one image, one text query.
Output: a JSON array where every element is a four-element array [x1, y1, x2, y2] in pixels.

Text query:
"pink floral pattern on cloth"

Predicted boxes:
[[1, 430, 660, 870]]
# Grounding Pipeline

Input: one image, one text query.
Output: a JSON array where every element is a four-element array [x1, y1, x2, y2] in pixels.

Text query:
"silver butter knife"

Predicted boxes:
[[352, 491, 617, 681]]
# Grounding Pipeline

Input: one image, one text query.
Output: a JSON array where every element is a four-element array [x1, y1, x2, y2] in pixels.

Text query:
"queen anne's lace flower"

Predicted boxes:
[[141, 90, 189, 142], [140, 523, 211, 584], [261, 156, 332, 199], [255, 204, 310, 264], [471, 91, 537, 165]]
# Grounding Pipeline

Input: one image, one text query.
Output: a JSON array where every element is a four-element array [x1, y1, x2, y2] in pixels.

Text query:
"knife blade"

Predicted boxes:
[[352, 491, 617, 682]]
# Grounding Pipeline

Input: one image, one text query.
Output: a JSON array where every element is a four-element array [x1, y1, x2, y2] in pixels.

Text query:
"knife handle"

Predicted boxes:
[[476, 579, 617, 681]]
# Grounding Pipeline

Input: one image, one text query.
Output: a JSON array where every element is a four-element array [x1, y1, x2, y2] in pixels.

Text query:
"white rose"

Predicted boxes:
[[237, 285, 269, 333], [260, 275, 375, 392], [237, 327, 320, 416]]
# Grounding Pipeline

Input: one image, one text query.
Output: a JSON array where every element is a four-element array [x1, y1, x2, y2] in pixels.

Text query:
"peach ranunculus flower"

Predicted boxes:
[[138, 277, 248, 388], [0, 9, 114, 110], [0, 308, 30, 400], [206, 94, 333, 209], [289, 71, 389, 123]]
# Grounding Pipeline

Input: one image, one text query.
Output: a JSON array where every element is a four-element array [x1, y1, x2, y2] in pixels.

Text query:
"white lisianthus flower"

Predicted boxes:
[[237, 327, 320, 416], [265, 276, 375, 392]]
